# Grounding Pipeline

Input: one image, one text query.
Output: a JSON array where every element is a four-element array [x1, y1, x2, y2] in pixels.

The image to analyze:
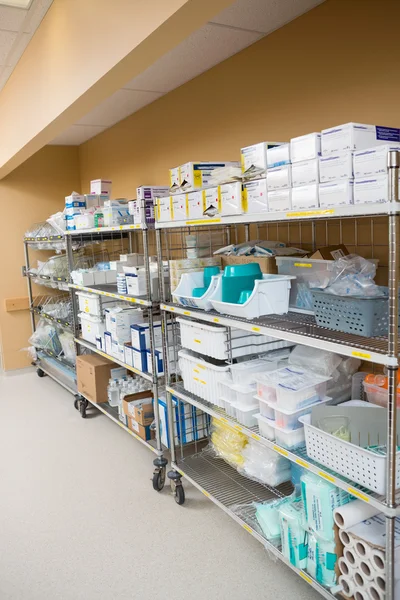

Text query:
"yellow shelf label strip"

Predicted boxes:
[[348, 487, 369, 502], [352, 350, 371, 360], [286, 209, 335, 218], [318, 471, 335, 483]]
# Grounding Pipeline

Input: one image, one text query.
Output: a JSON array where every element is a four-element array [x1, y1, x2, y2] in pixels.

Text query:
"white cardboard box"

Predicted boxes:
[[290, 133, 321, 163], [169, 167, 180, 190], [171, 193, 187, 221], [354, 175, 390, 205], [242, 178, 268, 214], [156, 196, 171, 222], [104, 331, 112, 356], [179, 162, 237, 192], [268, 188, 292, 212], [202, 187, 220, 218], [136, 186, 169, 200], [319, 179, 354, 207], [267, 165, 292, 190], [90, 179, 112, 195], [291, 159, 319, 187], [266, 143, 290, 168], [218, 182, 243, 216], [85, 194, 109, 209], [353, 144, 400, 178], [319, 151, 353, 182], [241, 141, 284, 174], [291, 184, 319, 210], [186, 191, 203, 220], [321, 123, 400, 155]]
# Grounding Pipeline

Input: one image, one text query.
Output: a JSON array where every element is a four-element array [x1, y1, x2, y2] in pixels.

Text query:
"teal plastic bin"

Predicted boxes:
[[221, 263, 262, 303]]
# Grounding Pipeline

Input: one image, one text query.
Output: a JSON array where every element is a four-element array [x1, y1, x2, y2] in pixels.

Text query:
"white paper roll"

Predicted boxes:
[[355, 539, 373, 561], [368, 584, 384, 600], [344, 547, 361, 569], [375, 575, 386, 592], [355, 569, 369, 590], [360, 560, 375, 581], [339, 528, 355, 548], [339, 556, 355, 577], [334, 500, 381, 529], [339, 574, 355, 597], [371, 549, 386, 574], [354, 589, 371, 600]]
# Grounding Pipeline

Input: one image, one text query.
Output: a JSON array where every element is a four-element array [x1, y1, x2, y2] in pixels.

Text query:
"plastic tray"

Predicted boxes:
[[172, 272, 221, 310], [229, 383, 257, 406], [311, 287, 396, 337], [209, 273, 295, 319], [231, 402, 259, 427], [256, 394, 331, 430], [255, 413, 275, 441], [363, 381, 400, 408], [230, 358, 280, 385], [178, 349, 230, 403]]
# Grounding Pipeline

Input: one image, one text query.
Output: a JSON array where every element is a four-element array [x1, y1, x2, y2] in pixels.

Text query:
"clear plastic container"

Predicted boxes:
[[256, 367, 330, 411], [232, 402, 259, 427], [229, 383, 257, 406], [274, 425, 305, 450], [255, 373, 277, 403], [258, 400, 275, 420], [224, 398, 236, 418], [255, 413, 276, 441], [230, 358, 278, 385], [363, 381, 400, 408], [257, 395, 331, 430], [276, 256, 335, 312]]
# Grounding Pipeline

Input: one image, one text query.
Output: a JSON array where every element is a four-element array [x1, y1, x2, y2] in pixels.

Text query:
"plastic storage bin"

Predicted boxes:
[[276, 257, 335, 313], [178, 349, 230, 403], [311, 287, 396, 337], [229, 383, 257, 406], [79, 313, 105, 345], [172, 271, 221, 310], [209, 273, 295, 319], [232, 402, 259, 427], [76, 291, 116, 316], [257, 395, 331, 429], [255, 368, 330, 411], [274, 424, 305, 450], [256, 397, 275, 420], [230, 357, 281, 384], [255, 413, 275, 441], [363, 381, 400, 407]]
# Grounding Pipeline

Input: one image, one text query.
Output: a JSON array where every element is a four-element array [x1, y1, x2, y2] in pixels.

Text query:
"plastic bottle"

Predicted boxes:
[[108, 379, 120, 407]]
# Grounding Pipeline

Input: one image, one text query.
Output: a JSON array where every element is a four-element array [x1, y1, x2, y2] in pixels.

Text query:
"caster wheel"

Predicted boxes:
[[80, 400, 87, 419], [174, 484, 185, 505], [74, 397, 80, 411], [37, 368, 45, 378], [152, 468, 166, 492]]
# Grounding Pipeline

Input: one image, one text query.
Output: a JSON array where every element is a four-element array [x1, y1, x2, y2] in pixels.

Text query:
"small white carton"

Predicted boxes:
[[202, 186, 220, 218], [291, 184, 319, 210], [84, 194, 109, 209], [242, 179, 268, 214], [319, 179, 354, 207], [266, 143, 290, 168], [291, 159, 319, 187], [241, 141, 285, 174], [267, 165, 292, 190], [321, 123, 400, 155], [354, 175, 390, 205], [171, 193, 187, 221], [136, 186, 169, 200], [186, 191, 203, 220], [353, 144, 400, 178], [180, 162, 238, 192], [290, 133, 321, 163], [155, 196, 172, 222], [90, 179, 112, 195], [319, 151, 353, 182], [268, 188, 292, 212], [218, 182, 243, 216], [169, 167, 180, 190]]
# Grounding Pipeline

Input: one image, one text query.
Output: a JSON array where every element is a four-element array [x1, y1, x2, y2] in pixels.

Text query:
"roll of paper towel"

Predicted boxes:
[[339, 528, 355, 548], [360, 560, 374, 581], [344, 547, 361, 569], [339, 574, 355, 597], [355, 569, 369, 590], [339, 557, 354, 577], [368, 583, 384, 600], [354, 589, 372, 600], [334, 500, 380, 529], [355, 539, 373, 561], [371, 549, 385, 574]]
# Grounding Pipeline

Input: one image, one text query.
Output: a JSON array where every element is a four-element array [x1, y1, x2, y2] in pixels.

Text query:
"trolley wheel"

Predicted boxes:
[[152, 467, 166, 492], [80, 399, 87, 419], [36, 368, 45, 378], [74, 396, 80, 411], [174, 484, 185, 505]]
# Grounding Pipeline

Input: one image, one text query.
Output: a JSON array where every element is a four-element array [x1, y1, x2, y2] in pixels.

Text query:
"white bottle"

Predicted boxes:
[[108, 379, 120, 407]]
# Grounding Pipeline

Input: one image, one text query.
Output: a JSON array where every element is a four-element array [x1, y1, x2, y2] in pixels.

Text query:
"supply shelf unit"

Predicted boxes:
[[66, 218, 168, 490], [155, 153, 400, 600], [23, 226, 77, 393]]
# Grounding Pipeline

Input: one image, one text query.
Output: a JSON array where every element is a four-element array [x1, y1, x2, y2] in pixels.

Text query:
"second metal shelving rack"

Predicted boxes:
[[66, 217, 168, 490], [155, 152, 400, 600]]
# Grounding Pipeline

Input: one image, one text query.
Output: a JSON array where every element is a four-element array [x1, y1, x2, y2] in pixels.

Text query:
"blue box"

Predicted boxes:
[[132, 347, 148, 373], [131, 322, 162, 350]]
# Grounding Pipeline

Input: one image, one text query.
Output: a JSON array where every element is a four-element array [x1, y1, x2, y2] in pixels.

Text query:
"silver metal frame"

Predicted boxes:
[[156, 153, 400, 600]]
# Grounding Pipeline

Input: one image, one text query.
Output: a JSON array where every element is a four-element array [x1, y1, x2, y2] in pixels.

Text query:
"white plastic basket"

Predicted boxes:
[[299, 406, 400, 494], [172, 272, 221, 310], [178, 349, 230, 403], [209, 274, 295, 319]]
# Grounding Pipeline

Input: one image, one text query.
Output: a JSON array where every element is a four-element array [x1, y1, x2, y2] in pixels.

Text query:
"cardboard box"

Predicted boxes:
[[266, 143, 290, 168], [267, 165, 292, 190], [221, 255, 277, 274], [353, 144, 400, 178], [132, 347, 148, 372], [218, 182, 243, 216], [291, 184, 319, 210], [354, 174, 390, 205], [124, 343, 134, 367], [169, 166, 180, 189], [171, 193, 187, 221], [122, 391, 153, 423], [85, 194, 109, 209], [136, 186, 169, 200], [310, 244, 349, 260], [242, 178, 268, 214], [202, 187, 219, 217], [290, 133, 321, 163], [128, 199, 155, 227], [180, 162, 238, 192], [131, 322, 163, 351], [319, 151, 353, 182], [321, 122, 400, 155], [240, 141, 284, 174], [319, 180, 354, 208], [90, 179, 112, 195], [77, 354, 121, 404], [155, 196, 171, 222], [268, 188, 292, 212], [186, 191, 203, 220], [291, 159, 319, 187], [128, 417, 155, 440]]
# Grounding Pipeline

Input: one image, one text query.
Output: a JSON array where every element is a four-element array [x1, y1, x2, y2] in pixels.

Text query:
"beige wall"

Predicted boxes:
[[0, 147, 80, 370], [0, 0, 234, 178], [79, 0, 400, 195]]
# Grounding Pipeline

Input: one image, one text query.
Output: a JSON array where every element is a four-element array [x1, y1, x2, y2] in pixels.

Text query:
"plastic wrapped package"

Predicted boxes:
[[279, 498, 308, 568], [255, 497, 293, 546], [307, 532, 338, 587], [337, 356, 361, 375], [288, 345, 342, 377], [241, 440, 291, 486], [210, 418, 247, 467], [317, 254, 381, 297], [59, 332, 76, 365], [28, 319, 62, 355]]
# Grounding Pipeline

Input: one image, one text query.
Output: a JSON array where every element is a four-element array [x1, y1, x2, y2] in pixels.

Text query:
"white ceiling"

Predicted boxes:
[[0, 0, 53, 89], [48, 0, 324, 146]]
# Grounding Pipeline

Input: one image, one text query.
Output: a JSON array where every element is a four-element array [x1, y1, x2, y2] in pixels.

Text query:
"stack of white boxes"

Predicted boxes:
[[242, 141, 286, 215], [266, 142, 293, 211], [129, 321, 174, 375], [353, 143, 400, 204], [103, 306, 144, 366], [128, 186, 169, 227], [65, 192, 86, 231]]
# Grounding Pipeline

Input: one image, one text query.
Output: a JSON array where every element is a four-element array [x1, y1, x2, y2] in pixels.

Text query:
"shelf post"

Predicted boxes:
[[23, 241, 36, 333], [386, 150, 399, 600]]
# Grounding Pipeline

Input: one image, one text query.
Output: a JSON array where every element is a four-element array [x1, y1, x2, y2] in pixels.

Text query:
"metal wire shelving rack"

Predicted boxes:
[[155, 152, 400, 599]]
